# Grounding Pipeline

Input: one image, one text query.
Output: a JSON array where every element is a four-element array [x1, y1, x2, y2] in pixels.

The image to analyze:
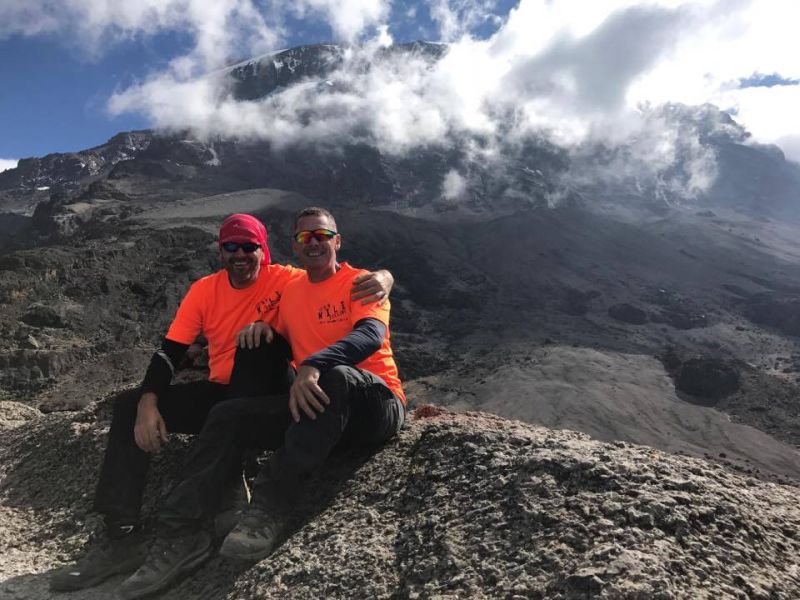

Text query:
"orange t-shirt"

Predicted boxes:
[[275, 263, 406, 404], [166, 264, 302, 384]]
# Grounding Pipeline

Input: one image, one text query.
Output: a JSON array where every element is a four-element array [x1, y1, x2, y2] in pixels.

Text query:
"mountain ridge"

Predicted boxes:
[[2, 43, 800, 224]]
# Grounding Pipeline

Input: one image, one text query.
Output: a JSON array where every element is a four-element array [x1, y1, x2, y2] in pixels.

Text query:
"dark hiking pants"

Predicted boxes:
[[93, 336, 293, 528], [158, 363, 405, 531]]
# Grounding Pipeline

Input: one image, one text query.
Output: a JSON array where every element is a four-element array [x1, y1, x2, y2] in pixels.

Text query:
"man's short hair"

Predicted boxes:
[[294, 206, 336, 230]]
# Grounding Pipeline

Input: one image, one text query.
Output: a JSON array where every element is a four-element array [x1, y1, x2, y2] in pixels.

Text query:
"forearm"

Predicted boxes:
[[140, 338, 190, 399], [302, 318, 385, 372]]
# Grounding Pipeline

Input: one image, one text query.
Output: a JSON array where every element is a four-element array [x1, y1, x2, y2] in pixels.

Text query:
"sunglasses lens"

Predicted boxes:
[[294, 231, 311, 244], [222, 242, 259, 253], [313, 229, 336, 241], [294, 229, 337, 244]]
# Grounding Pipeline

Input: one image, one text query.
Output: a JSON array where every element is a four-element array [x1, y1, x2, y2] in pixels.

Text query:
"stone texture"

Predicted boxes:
[[1, 406, 798, 599]]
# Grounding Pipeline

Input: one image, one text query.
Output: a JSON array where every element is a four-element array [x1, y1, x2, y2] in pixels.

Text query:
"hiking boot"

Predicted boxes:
[[213, 473, 251, 540], [49, 532, 146, 591], [118, 530, 211, 600], [219, 506, 285, 561]]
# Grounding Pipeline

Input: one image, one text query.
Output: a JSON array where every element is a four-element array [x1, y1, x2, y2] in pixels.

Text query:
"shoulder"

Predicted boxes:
[[183, 270, 225, 298], [263, 263, 304, 283], [338, 263, 368, 284]]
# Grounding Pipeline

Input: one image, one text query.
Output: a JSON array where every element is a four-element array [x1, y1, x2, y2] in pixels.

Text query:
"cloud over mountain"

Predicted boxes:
[[5, 1, 800, 197], [0, 159, 19, 174]]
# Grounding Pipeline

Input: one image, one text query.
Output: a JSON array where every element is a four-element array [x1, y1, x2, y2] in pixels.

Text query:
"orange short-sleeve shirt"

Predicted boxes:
[[275, 263, 405, 404], [166, 264, 302, 384]]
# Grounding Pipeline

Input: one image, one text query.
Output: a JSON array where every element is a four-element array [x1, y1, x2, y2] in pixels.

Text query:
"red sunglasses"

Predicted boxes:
[[293, 228, 338, 244]]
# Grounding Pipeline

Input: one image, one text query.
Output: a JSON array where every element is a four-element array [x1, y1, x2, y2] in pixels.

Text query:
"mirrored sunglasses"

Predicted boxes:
[[293, 228, 338, 244], [221, 241, 261, 253]]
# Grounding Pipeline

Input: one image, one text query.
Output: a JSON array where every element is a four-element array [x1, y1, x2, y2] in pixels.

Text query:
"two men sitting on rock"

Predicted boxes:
[[50, 209, 403, 595]]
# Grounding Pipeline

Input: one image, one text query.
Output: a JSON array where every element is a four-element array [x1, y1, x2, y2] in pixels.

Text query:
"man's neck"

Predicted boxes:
[[307, 262, 340, 283]]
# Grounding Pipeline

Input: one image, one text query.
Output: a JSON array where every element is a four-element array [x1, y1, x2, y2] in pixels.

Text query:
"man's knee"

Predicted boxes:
[[318, 366, 358, 401], [234, 336, 289, 364]]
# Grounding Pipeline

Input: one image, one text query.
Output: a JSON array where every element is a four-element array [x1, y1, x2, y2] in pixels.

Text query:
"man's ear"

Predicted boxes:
[[334, 235, 342, 251]]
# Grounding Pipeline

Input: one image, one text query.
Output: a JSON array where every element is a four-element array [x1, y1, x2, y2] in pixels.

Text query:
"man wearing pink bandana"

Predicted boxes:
[[50, 213, 393, 593]]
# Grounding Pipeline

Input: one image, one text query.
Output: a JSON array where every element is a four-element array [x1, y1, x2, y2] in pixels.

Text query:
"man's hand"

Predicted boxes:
[[289, 365, 330, 422], [134, 392, 168, 453], [350, 269, 394, 305], [237, 321, 274, 349]]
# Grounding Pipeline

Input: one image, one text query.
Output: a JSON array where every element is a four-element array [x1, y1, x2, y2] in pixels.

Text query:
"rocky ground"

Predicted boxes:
[[1, 159, 800, 597], [0, 404, 798, 599]]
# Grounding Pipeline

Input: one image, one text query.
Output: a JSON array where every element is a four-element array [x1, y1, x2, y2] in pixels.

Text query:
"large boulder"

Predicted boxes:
[[744, 294, 800, 337], [676, 358, 740, 399]]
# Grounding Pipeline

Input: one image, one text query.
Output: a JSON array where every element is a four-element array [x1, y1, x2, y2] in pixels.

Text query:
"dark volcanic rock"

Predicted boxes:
[[1, 408, 798, 599], [676, 358, 741, 400], [230, 42, 446, 102], [0, 213, 31, 240], [0, 225, 216, 402], [0, 347, 92, 394], [20, 303, 68, 328], [660, 348, 800, 446], [0, 132, 151, 201], [744, 293, 800, 336], [608, 303, 648, 324]]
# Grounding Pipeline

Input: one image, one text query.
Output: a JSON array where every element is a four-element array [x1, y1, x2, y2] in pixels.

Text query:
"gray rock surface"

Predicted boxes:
[[1, 405, 798, 599]]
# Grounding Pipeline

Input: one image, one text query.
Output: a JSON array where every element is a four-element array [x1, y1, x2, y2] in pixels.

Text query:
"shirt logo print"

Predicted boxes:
[[318, 301, 348, 324], [256, 291, 281, 316]]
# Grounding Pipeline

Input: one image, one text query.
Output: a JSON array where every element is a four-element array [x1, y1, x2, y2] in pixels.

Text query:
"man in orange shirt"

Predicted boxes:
[[117, 207, 405, 599], [50, 213, 393, 593]]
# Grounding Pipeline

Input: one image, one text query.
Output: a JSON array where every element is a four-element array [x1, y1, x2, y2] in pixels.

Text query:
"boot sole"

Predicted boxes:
[[218, 536, 277, 561], [49, 555, 145, 592], [118, 544, 212, 600]]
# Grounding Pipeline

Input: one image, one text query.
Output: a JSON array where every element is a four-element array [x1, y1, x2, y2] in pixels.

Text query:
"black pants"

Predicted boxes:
[[158, 363, 405, 531], [93, 336, 293, 526]]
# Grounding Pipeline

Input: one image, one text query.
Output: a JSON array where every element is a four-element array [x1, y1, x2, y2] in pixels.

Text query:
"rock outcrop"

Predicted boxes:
[[1, 404, 798, 599]]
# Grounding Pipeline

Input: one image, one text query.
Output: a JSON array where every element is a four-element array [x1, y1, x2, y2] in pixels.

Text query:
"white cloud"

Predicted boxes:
[[625, 0, 800, 160], [0, 0, 390, 71], [441, 169, 468, 199], [0, 159, 19, 173], [427, 0, 501, 42], [291, 0, 390, 42], [0, 0, 283, 74], [714, 84, 800, 162], [7, 0, 800, 182], [101, 2, 741, 147], [777, 135, 800, 165], [99, 0, 777, 201]]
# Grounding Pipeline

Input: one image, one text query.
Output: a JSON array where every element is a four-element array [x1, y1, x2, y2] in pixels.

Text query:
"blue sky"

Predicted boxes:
[[0, 0, 515, 163], [1, 0, 799, 171], [0, 33, 186, 159]]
